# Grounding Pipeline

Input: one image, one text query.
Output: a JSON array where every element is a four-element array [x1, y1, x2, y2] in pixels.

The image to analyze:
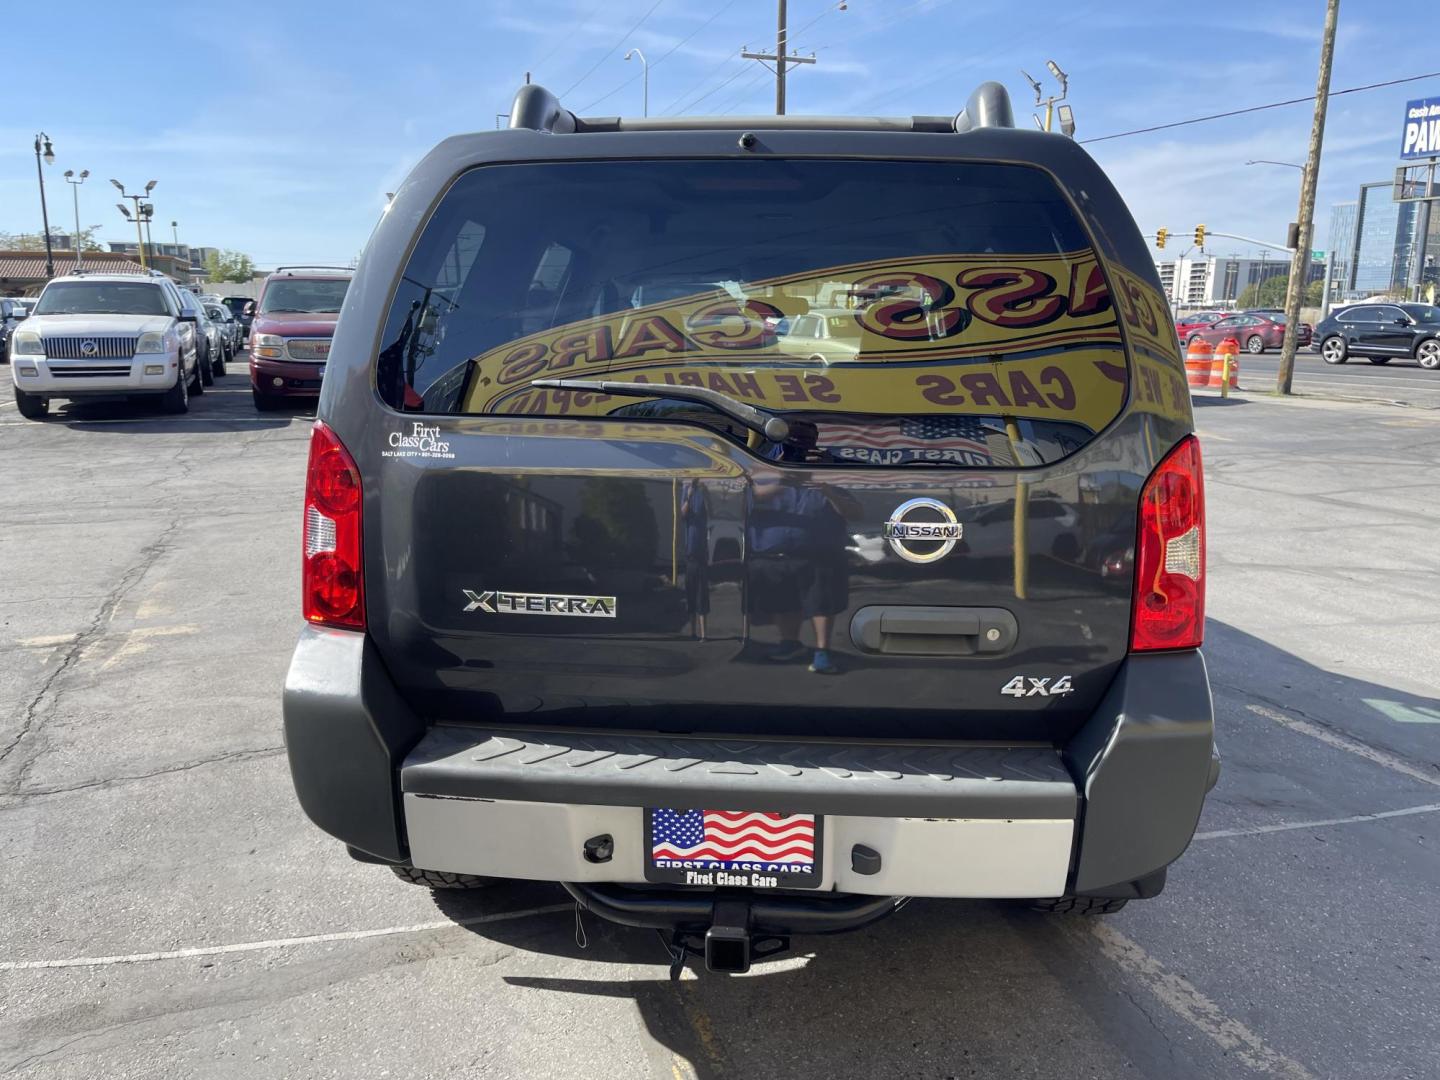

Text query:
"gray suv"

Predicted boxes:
[[283, 82, 1218, 975]]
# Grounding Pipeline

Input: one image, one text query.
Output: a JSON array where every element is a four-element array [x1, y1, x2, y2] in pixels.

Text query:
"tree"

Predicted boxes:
[[1236, 273, 1291, 309], [0, 228, 104, 251], [204, 249, 256, 283]]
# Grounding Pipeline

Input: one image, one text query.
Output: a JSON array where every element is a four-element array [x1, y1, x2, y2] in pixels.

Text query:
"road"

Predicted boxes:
[[2, 365, 1438, 1079], [1225, 347, 1440, 409]]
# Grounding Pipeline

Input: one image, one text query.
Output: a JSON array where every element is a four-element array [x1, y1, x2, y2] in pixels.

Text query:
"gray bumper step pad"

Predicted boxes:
[[402, 726, 1078, 819]]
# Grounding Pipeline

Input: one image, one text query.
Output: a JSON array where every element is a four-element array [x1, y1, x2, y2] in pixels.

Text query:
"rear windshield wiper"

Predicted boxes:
[[531, 378, 791, 442]]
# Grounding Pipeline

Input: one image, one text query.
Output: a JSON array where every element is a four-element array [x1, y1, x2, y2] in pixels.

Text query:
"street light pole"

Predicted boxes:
[[1278, 0, 1339, 396], [63, 169, 89, 270], [33, 132, 56, 279], [624, 48, 648, 117], [110, 179, 157, 271]]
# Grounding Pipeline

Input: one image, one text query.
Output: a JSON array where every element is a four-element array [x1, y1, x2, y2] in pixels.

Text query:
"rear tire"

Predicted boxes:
[[1245, 335, 1265, 354], [1320, 335, 1348, 364], [1031, 896, 1130, 915], [13, 386, 48, 419], [389, 865, 498, 890], [1417, 339, 1440, 370], [212, 347, 227, 379], [198, 346, 214, 388]]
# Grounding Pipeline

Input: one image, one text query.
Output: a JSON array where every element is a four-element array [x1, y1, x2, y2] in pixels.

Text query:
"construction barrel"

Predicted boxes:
[[1184, 338, 1215, 389]]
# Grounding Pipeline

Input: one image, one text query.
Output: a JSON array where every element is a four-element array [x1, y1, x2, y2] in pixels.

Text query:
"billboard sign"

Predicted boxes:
[[1400, 96, 1440, 160]]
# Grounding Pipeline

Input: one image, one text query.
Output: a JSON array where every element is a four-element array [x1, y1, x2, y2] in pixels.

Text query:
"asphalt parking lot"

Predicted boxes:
[[3, 363, 1438, 1079]]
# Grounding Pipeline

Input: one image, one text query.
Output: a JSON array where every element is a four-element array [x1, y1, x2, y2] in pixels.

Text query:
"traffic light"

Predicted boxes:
[[1193, 224, 1206, 247], [1156, 228, 1169, 249]]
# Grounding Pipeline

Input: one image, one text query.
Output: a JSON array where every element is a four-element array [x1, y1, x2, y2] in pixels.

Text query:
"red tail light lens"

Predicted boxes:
[[303, 421, 365, 630], [1131, 435, 1205, 651]]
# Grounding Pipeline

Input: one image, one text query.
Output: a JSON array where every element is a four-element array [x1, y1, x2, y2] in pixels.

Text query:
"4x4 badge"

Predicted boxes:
[[883, 498, 962, 563], [463, 589, 617, 618]]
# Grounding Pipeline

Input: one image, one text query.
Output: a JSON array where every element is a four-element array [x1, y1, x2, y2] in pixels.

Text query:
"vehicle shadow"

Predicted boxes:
[[430, 886, 1165, 1078], [1190, 395, 1251, 408], [35, 385, 305, 432]]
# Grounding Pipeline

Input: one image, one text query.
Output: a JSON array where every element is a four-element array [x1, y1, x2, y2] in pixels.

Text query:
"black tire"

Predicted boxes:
[[13, 385, 48, 419], [1417, 339, 1440, 371], [198, 344, 214, 387], [1245, 335, 1265, 354], [251, 385, 279, 412], [1320, 335, 1348, 364], [1031, 895, 1130, 915], [389, 865, 498, 889], [212, 347, 226, 379], [1368, 356, 1391, 365], [161, 367, 190, 414]]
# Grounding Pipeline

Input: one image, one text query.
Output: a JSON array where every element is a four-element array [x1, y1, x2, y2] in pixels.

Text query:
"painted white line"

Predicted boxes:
[[1247, 703, 1440, 789], [0, 417, 309, 428], [1194, 802, 1440, 841], [1087, 923, 1316, 1079], [0, 903, 572, 972]]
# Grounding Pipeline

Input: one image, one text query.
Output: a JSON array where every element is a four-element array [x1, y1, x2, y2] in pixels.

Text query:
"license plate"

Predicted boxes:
[[644, 808, 824, 890]]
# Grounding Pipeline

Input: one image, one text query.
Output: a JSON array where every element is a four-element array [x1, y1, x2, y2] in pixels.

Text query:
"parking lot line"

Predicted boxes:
[[1086, 923, 1316, 1080], [1247, 703, 1440, 788], [1194, 802, 1440, 841], [0, 903, 573, 972]]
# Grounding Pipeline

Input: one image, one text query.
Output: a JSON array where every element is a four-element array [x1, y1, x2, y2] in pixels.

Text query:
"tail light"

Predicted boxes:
[[303, 421, 365, 630], [1131, 435, 1204, 651]]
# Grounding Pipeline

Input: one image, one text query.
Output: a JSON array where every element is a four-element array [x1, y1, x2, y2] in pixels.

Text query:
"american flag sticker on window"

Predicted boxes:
[[645, 808, 824, 890]]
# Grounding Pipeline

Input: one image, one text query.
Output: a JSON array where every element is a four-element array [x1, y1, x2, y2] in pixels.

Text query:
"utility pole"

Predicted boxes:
[[1278, 0, 1339, 395], [33, 133, 56, 279], [741, 0, 815, 115]]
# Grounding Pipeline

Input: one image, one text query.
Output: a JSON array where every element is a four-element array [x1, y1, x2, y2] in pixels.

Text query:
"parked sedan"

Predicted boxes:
[[222, 296, 253, 342], [1314, 302, 1440, 369], [1183, 312, 1311, 354], [1174, 310, 1226, 340], [205, 303, 243, 359]]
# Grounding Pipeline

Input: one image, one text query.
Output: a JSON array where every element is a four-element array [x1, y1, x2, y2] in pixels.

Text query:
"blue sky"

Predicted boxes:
[[4, 0, 1433, 267]]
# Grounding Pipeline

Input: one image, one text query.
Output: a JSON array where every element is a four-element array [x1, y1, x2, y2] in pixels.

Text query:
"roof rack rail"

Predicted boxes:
[[274, 265, 353, 274], [506, 81, 1014, 135]]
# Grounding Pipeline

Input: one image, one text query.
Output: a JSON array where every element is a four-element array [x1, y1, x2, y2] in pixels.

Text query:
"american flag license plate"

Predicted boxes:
[[645, 808, 824, 889]]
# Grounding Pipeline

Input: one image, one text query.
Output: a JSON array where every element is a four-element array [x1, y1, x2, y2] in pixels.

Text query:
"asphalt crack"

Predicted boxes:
[[0, 517, 182, 789], [0, 745, 285, 806]]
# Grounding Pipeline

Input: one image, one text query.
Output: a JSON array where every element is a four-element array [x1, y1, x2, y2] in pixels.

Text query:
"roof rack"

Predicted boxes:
[[274, 265, 353, 275], [507, 81, 1014, 135]]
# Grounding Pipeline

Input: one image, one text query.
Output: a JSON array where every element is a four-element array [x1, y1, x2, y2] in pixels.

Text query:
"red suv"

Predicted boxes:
[[248, 267, 352, 410]]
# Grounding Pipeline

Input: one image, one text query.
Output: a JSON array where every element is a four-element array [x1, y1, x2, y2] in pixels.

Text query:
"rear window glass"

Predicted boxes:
[[377, 159, 1132, 467]]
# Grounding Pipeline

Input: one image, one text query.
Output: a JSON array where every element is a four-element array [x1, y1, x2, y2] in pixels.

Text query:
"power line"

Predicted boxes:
[[678, 59, 759, 113], [712, 67, 774, 115], [526, 0, 611, 80], [558, 0, 668, 100], [578, 0, 738, 112], [1083, 70, 1440, 145], [661, 0, 849, 115]]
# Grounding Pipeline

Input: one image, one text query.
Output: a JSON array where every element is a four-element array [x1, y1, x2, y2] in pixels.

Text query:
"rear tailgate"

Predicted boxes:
[[357, 154, 1190, 743]]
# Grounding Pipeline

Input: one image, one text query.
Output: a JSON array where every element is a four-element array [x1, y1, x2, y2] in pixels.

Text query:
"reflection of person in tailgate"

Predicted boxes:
[[746, 471, 854, 674]]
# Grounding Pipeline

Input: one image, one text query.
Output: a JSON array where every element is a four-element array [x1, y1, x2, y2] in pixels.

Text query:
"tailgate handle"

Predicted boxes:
[[850, 606, 1017, 657]]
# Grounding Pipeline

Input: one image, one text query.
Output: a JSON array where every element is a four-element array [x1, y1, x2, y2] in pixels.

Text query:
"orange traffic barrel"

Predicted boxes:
[[1184, 338, 1214, 388], [1212, 337, 1240, 390]]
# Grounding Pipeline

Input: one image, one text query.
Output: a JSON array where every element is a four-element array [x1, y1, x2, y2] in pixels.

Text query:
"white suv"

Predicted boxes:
[[8, 272, 203, 419]]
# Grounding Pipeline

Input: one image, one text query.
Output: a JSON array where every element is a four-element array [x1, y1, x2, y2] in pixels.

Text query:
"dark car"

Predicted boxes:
[[1315, 302, 1440, 369], [1184, 311, 1311, 353], [205, 302, 243, 359], [247, 268, 351, 410], [222, 295, 253, 341], [281, 81, 1218, 974]]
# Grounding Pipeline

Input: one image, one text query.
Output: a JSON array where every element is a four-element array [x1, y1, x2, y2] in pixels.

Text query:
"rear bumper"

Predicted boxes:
[[283, 627, 1216, 899]]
